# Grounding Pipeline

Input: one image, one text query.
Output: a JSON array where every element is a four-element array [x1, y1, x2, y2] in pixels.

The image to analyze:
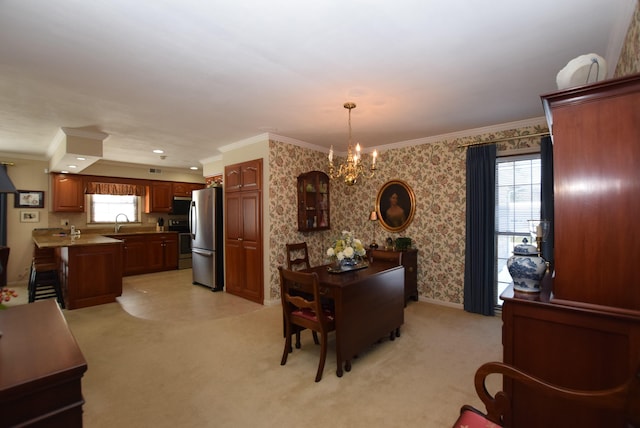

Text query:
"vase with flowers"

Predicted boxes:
[[326, 230, 367, 270]]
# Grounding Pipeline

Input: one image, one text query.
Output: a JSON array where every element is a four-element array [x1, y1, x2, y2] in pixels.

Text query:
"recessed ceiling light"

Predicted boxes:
[[76, 157, 86, 161], [153, 149, 164, 154], [190, 166, 198, 170], [61, 170, 69, 174], [68, 165, 77, 168]]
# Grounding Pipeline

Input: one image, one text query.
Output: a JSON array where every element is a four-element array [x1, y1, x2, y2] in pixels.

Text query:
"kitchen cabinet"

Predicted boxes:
[[297, 170, 330, 231], [107, 232, 178, 276], [172, 182, 204, 197], [147, 233, 178, 271], [119, 235, 148, 275], [225, 159, 263, 304], [224, 159, 261, 193], [145, 181, 173, 213], [52, 173, 85, 212], [499, 73, 640, 427]]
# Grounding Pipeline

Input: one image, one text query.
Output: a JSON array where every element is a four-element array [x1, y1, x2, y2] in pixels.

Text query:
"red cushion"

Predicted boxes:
[[453, 409, 501, 428]]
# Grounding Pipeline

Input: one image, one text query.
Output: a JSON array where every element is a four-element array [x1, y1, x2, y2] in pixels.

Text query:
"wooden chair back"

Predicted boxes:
[[454, 361, 640, 427], [286, 242, 311, 271], [278, 266, 335, 382]]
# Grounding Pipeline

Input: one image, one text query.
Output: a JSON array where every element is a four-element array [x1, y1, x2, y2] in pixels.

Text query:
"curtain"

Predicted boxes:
[[85, 182, 144, 196], [463, 144, 496, 316], [540, 136, 554, 268]]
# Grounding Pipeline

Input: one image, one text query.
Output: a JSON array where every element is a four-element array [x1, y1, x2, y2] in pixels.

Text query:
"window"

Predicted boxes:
[[495, 155, 541, 305], [88, 194, 140, 224]]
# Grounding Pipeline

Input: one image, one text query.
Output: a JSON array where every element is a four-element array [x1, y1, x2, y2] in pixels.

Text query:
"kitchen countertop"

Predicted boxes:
[[33, 233, 124, 248], [32, 228, 178, 248]]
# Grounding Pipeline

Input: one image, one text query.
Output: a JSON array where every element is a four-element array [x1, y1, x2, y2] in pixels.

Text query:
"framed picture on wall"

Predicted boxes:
[[15, 190, 44, 208], [20, 210, 40, 223], [376, 179, 416, 233]]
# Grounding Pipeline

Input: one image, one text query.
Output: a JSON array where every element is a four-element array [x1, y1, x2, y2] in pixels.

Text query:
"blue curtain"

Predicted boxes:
[[463, 144, 496, 316], [540, 136, 554, 268]]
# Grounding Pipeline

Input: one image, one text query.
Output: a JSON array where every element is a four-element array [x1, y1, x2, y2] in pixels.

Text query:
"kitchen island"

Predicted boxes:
[[33, 231, 124, 309]]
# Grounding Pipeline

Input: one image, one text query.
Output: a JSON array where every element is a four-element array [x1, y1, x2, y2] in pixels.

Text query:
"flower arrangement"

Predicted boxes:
[[326, 230, 366, 263], [0, 288, 18, 310]]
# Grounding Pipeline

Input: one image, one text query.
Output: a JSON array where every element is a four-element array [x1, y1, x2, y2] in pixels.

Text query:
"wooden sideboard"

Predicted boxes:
[[368, 248, 418, 303], [0, 300, 87, 427]]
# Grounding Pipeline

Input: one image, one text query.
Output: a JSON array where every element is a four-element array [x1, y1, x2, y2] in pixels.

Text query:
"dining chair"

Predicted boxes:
[[284, 242, 318, 348], [285, 242, 311, 271], [278, 266, 336, 382], [452, 361, 640, 428]]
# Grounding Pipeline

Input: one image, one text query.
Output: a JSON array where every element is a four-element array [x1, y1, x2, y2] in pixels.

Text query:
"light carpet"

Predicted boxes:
[[6, 270, 503, 427]]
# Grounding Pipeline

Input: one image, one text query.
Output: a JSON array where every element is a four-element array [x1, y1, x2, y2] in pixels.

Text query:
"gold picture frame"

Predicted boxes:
[[376, 179, 415, 233]]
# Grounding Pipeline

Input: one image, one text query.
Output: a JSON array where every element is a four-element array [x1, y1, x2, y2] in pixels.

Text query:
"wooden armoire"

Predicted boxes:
[[501, 73, 640, 427], [224, 159, 263, 304]]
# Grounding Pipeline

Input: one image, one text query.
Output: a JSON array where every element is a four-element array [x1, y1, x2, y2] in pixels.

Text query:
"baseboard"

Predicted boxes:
[[418, 296, 464, 310]]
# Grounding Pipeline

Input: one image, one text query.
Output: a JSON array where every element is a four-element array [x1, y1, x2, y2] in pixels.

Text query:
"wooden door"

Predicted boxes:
[[163, 235, 178, 269], [146, 235, 166, 271], [224, 159, 263, 304], [238, 191, 262, 302]]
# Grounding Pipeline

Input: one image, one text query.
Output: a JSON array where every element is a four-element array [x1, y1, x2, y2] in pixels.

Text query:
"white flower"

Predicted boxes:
[[327, 230, 366, 262]]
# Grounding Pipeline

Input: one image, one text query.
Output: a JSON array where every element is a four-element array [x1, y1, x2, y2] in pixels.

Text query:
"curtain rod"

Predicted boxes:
[[458, 131, 550, 148]]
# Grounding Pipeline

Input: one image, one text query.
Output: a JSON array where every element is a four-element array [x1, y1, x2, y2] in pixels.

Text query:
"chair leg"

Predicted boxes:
[[281, 325, 292, 366], [312, 331, 319, 345], [315, 331, 328, 382], [295, 330, 301, 349]]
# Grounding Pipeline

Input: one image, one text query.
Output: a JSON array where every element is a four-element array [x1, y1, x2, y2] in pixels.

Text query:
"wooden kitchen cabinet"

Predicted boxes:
[[172, 182, 204, 197], [297, 170, 330, 231], [52, 173, 85, 212], [107, 232, 178, 276], [119, 235, 148, 275], [145, 181, 173, 213], [147, 233, 178, 271], [224, 159, 261, 192], [225, 159, 263, 304]]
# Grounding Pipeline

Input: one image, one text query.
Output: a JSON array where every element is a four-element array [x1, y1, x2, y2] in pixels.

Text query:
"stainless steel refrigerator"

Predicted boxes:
[[189, 187, 224, 291]]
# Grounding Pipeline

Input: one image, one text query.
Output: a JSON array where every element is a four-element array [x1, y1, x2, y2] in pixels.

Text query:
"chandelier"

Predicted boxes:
[[328, 102, 377, 185]]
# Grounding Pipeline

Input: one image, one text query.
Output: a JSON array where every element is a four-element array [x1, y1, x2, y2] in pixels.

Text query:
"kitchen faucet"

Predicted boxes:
[[114, 213, 130, 233]]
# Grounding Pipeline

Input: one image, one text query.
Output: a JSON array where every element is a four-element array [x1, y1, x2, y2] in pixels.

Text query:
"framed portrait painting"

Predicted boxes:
[[15, 190, 45, 208], [376, 179, 415, 232]]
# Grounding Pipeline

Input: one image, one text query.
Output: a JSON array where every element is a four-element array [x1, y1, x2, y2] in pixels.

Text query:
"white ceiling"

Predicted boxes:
[[0, 0, 636, 172]]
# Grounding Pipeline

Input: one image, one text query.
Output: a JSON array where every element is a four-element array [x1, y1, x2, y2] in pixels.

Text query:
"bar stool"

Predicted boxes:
[[28, 247, 65, 308]]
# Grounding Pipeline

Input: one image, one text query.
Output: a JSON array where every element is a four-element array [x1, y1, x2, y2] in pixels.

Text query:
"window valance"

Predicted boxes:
[[85, 182, 144, 196]]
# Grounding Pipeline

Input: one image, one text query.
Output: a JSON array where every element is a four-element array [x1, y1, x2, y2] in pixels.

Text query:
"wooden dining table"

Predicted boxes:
[[300, 262, 405, 377]]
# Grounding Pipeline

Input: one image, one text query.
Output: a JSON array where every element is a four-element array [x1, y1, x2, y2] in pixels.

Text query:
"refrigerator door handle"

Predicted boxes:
[[189, 200, 196, 239], [192, 248, 213, 257]]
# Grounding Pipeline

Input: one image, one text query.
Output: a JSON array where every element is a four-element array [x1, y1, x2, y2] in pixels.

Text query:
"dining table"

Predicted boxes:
[[300, 261, 405, 377]]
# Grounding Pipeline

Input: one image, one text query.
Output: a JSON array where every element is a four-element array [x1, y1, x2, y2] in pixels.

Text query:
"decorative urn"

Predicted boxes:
[[507, 238, 547, 293]]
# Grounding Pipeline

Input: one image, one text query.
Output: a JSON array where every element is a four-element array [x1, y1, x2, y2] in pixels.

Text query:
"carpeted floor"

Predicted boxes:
[[6, 269, 503, 427]]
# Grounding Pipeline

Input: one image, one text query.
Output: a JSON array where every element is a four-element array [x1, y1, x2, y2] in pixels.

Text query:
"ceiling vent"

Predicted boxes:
[[149, 168, 162, 174]]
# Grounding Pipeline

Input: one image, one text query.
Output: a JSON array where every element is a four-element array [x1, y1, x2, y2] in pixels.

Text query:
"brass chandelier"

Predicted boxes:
[[328, 102, 377, 185]]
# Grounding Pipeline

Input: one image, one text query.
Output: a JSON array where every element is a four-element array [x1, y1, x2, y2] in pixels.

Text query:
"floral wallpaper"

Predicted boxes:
[[614, 1, 640, 77], [267, 125, 547, 305], [265, 6, 639, 306]]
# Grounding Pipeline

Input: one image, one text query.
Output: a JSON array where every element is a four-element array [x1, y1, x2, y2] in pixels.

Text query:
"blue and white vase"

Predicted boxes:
[[507, 238, 547, 293]]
